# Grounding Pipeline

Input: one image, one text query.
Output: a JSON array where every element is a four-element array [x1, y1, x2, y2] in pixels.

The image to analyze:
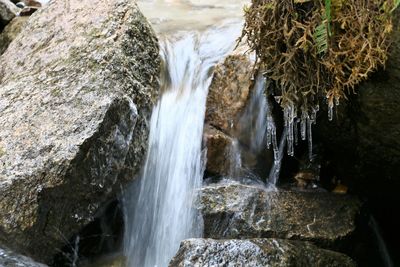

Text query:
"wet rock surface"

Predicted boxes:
[[203, 45, 264, 177], [0, 246, 47, 267], [0, 0, 159, 263], [169, 238, 356, 267], [204, 125, 234, 176], [199, 183, 361, 245], [205, 46, 254, 136]]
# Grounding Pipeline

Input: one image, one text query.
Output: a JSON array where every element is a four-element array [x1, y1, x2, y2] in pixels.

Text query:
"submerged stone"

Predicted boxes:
[[199, 183, 361, 245], [169, 238, 356, 267], [0, 0, 159, 263]]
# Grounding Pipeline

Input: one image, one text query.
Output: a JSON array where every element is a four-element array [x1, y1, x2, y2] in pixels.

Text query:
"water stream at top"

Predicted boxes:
[[123, 2, 245, 264]]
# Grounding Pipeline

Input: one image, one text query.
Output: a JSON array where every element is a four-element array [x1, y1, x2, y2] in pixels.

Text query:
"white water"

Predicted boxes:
[[238, 73, 276, 155], [123, 22, 242, 267], [232, 73, 281, 186]]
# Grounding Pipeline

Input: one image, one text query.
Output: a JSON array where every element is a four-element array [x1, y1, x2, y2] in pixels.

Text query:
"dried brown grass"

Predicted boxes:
[[240, 0, 397, 117]]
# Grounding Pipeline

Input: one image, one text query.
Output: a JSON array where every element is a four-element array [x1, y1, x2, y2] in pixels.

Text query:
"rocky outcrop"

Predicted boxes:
[[0, 246, 47, 267], [0, 0, 19, 30], [205, 46, 253, 135], [0, 0, 159, 263], [199, 183, 361, 245], [169, 238, 356, 267], [0, 16, 27, 54], [204, 45, 261, 176], [204, 125, 234, 176]]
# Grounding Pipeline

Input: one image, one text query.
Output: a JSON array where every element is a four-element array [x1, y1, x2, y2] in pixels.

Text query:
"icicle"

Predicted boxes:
[[271, 126, 279, 161], [335, 96, 340, 106], [300, 110, 307, 140], [307, 118, 313, 161], [284, 104, 296, 156], [294, 118, 299, 146], [268, 128, 287, 186], [328, 104, 333, 121], [307, 106, 318, 161]]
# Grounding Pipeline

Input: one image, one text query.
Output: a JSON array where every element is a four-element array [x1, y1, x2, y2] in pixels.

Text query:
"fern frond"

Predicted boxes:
[[314, 23, 328, 54], [313, 0, 332, 55]]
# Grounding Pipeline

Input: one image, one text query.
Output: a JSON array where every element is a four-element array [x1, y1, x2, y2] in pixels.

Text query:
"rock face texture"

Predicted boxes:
[[205, 49, 253, 135], [199, 183, 360, 245], [169, 238, 356, 267], [204, 125, 234, 176], [0, 16, 28, 54], [204, 45, 268, 177], [0, 0, 18, 29], [0, 0, 159, 263]]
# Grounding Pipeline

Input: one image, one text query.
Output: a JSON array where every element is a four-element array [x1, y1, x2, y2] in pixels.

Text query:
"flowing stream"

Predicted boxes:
[[123, 20, 242, 267]]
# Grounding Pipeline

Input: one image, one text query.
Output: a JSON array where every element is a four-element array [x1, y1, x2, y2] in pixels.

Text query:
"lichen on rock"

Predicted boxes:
[[169, 238, 356, 267], [199, 183, 361, 246]]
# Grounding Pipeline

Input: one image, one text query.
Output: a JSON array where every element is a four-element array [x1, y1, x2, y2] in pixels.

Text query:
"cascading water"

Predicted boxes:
[[232, 73, 282, 186], [123, 22, 242, 267]]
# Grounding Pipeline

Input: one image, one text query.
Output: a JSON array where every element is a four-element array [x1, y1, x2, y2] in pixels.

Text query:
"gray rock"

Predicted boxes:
[[199, 183, 361, 245], [0, 246, 47, 267], [0, 0, 159, 263], [0, 16, 28, 55], [169, 238, 356, 267], [0, 0, 19, 28], [205, 45, 253, 136]]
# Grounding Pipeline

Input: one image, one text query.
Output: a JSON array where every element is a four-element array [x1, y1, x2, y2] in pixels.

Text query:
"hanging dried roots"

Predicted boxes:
[[240, 0, 397, 155]]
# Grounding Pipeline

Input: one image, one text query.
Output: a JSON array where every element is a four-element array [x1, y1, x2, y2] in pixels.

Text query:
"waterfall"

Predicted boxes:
[[233, 73, 282, 186], [369, 216, 393, 267], [123, 21, 242, 267]]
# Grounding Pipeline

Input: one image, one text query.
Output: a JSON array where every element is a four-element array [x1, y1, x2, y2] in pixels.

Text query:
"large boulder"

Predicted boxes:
[[199, 183, 361, 245], [0, 0, 19, 30], [0, 16, 28, 54], [169, 238, 356, 267], [0, 0, 159, 263]]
